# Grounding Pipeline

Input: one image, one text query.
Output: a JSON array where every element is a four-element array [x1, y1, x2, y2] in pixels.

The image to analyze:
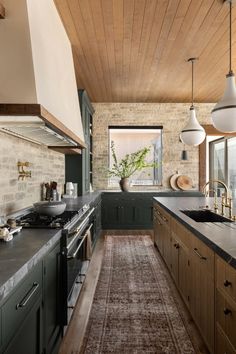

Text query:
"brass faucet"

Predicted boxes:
[[202, 179, 233, 218], [203, 179, 230, 200]]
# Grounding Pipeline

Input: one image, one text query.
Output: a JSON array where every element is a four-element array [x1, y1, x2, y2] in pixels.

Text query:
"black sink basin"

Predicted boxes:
[[181, 209, 233, 223]]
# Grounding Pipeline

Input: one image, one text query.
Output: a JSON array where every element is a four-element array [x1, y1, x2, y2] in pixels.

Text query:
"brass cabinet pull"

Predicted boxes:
[[193, 248, 207, 260], [224, 280, 232, 287], [223, 308, 232, 315], [16, 282, 39, 309]]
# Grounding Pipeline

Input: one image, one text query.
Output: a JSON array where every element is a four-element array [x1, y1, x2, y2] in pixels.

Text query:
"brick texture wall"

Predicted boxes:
[[0, 131, 65, 216], [92, 103, 214, 190]]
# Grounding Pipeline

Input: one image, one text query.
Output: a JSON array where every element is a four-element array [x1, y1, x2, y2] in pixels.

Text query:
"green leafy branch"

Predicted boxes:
[[108, 141, 157, 179]]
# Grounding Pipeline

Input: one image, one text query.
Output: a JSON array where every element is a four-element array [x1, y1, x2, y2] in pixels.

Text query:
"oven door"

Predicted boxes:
[[61, 208, 94, 326]]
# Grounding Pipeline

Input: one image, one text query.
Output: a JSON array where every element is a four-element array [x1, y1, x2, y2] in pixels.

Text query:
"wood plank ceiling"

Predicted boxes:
[[54, 0, 236, 103]]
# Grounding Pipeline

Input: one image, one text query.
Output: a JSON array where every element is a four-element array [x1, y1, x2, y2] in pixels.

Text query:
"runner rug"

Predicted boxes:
[[80, 235, 196, 354]]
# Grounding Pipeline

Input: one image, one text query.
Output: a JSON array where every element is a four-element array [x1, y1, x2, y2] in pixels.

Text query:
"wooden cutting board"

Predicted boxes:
[[169, 172, 180, 190], [176, 175, 193, 190]]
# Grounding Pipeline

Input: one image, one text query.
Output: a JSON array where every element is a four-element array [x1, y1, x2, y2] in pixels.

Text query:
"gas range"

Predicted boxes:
[[15, 204, 90, 230]]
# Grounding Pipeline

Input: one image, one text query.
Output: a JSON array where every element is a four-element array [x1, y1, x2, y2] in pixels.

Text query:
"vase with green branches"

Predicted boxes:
[[108, 141, 157, 191]]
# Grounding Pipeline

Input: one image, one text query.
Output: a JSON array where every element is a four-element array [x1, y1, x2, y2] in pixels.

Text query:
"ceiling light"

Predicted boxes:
[[211, 0, 236, 132], [180, 58, 206, 146]]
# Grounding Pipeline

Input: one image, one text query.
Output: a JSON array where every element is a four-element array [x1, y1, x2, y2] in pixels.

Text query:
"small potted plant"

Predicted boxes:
[[108, 141, 157, 191]]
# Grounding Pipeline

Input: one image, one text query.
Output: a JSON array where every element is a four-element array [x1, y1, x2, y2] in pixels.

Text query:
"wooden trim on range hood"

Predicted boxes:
[[0, 104, 86, 153]]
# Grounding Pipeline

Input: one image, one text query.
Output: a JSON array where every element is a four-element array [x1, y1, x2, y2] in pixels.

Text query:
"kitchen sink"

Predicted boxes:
[[181, 209, 233, 223]]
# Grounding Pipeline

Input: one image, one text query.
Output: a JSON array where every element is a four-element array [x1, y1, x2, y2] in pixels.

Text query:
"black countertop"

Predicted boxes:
[[153, 196, 236, 269], [0, 191, 101, 304]]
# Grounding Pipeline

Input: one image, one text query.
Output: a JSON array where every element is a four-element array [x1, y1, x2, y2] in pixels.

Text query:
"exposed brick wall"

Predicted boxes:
[[92, 103, 214, 190], [0, 131, 65, 215]]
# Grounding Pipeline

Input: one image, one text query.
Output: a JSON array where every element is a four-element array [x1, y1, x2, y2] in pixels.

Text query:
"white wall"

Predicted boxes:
[[0, 0, 37, 103]]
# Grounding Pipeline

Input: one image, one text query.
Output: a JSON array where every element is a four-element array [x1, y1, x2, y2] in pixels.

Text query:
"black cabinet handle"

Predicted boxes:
[[193, 248, 207, 260], [16, 282, 39, 309], [174, 243, 180, 249], [223, 308, 232, 315], [224, 280, 232, 287]]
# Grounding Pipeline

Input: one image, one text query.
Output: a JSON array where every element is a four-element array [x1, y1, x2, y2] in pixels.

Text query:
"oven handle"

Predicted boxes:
[[67, 207, 95, 251], [67, 223, 93, 260]]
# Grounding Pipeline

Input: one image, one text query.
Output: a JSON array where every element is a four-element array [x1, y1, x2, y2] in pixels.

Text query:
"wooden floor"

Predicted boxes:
[[59, 231, 209, 354]]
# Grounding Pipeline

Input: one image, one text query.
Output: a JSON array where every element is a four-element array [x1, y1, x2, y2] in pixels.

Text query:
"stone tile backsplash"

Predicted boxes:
[[0, 131, 65, 216]]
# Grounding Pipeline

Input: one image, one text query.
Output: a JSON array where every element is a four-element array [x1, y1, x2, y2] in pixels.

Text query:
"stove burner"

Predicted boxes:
[[16, 210, 79, 229]]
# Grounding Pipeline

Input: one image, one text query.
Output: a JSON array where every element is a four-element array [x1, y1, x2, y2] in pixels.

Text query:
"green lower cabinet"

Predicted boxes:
[[102, 193, 153, 229], [134, 199, 153, 226], [1, 261, 43, 354], [92, 200, 102, 246], [43, 241, 62, 354], [3, 298, 43, 354]]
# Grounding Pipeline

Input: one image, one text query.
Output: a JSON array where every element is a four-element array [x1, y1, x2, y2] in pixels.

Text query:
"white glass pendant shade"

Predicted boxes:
[[211, 74, 236, 133], [180, 106, 206, 146]]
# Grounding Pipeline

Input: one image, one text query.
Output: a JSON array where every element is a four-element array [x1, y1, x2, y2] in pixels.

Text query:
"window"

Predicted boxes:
[[108, 126, 162, 187], [209, 137, 236, 197]]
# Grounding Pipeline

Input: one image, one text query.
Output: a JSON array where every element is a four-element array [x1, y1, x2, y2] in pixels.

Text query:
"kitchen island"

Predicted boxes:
[[153, 196, 236, 354], [153, 196, 236, 267]]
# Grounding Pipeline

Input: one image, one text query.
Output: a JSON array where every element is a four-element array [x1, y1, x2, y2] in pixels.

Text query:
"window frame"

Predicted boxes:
[[108, 125, 163, 186]]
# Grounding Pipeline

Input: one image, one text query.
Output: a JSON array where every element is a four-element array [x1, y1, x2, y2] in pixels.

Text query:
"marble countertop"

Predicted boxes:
[[0, 191, 101, 305], [153, 196, 236, 269]]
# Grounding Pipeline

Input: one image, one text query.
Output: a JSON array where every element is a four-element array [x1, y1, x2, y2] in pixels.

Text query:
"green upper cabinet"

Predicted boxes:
[[65, 90, 94, 196]]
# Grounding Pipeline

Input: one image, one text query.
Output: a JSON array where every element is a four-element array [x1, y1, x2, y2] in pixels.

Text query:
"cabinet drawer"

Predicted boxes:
[[216, 289, 236, 350], [172, 218, 191, 248], [191, 235, 214, 277], [216, 323, 236, 354], [154, 204, 170, 223], [2, 261, 43, 347], [216, 256, 236, 302]]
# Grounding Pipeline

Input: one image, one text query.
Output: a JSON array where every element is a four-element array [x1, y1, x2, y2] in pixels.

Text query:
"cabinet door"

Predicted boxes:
[[153, 213, 162, 250], [216, 323, 236, 354], [44, 242, 62, 354], [4, 298, 43, 354], [134, 198, 153, 228], [169, 234, 179, 285], [102, 199, 121, 228], [178, 239, 190, 307], [189, 236, 215, 353]]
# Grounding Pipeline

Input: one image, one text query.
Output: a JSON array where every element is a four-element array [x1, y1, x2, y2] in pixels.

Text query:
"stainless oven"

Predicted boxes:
[[61, 207, 94, 326]]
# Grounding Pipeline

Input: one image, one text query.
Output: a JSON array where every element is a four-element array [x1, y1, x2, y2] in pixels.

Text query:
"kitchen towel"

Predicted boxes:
[[86, 229, 92, 260]]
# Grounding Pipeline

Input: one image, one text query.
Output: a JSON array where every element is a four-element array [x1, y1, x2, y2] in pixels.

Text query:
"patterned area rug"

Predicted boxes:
[[80, 235, 196, 354]]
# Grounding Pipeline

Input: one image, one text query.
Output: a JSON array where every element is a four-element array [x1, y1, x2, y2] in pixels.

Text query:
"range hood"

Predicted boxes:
[[0, 104, 86, 153], [0, 0, 86, 154]]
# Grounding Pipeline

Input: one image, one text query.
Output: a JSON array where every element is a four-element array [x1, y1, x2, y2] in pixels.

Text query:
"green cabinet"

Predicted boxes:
[[1, 261, 43, 354], [0, 240, 63, 354], [102, 191, 204, 229], [90, 196, 102, 246], [102, 193, 154, 229], [3, 298, 43, 354], [43, 241, 62, 354], [65, 90, 94, 196]]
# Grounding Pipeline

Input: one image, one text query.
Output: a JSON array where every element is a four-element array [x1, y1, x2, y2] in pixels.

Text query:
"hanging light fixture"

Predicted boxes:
[[211, 0, 236, 132], [180, 58, 206, 146]]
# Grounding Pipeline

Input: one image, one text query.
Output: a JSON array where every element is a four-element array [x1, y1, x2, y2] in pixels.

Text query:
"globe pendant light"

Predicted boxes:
[[211, 0, 236, 133], [180, 58, 206, 146]]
